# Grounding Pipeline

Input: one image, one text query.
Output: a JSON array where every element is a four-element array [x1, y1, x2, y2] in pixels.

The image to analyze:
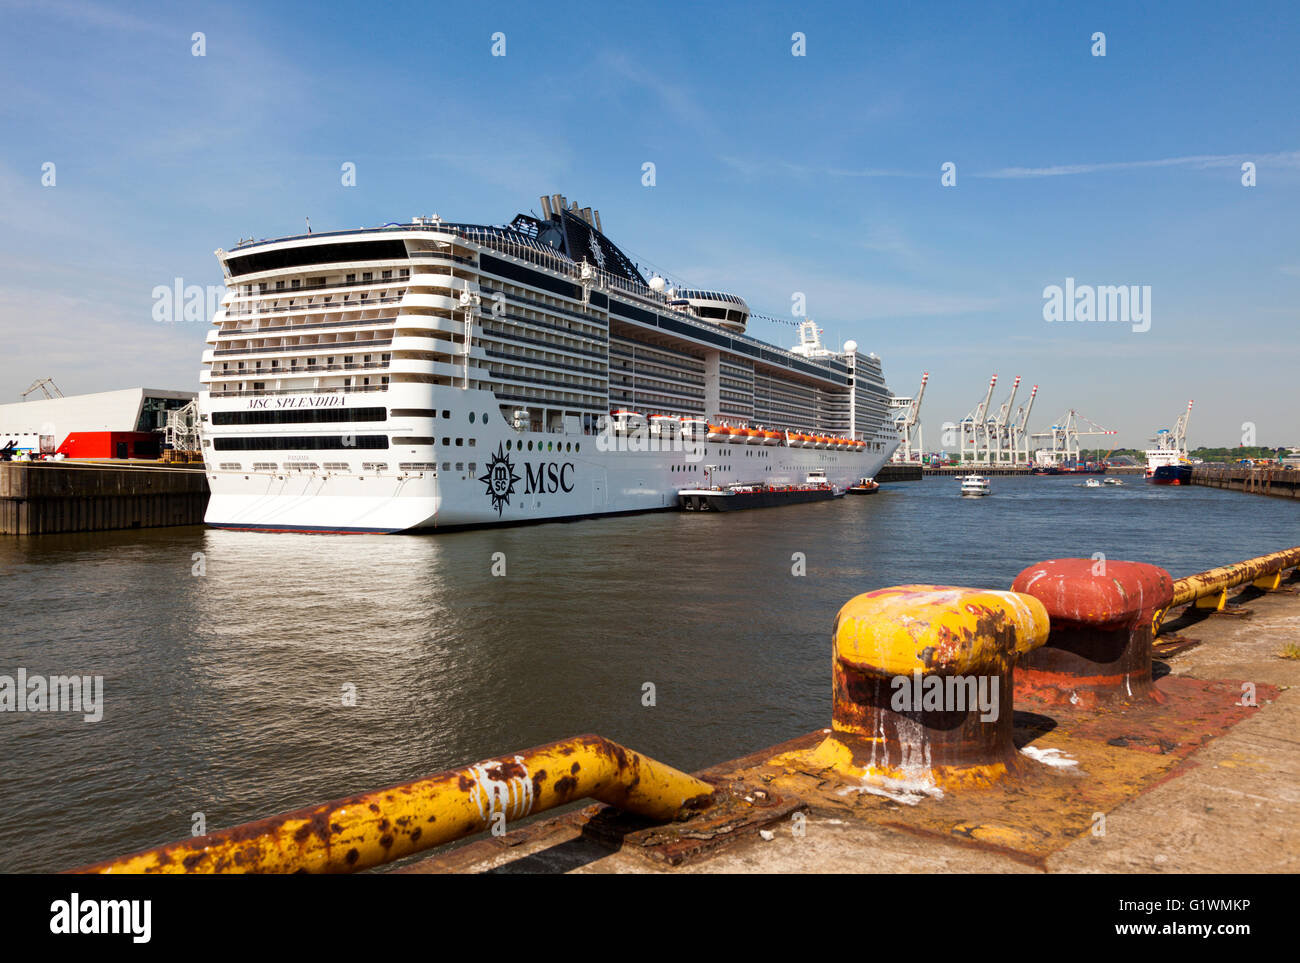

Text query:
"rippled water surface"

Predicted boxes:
[[2, 475, 1298, 871]]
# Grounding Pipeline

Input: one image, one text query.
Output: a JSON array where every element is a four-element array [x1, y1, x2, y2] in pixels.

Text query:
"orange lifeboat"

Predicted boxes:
[[762, 430, 781, 446], [744, 428, 764, 445]]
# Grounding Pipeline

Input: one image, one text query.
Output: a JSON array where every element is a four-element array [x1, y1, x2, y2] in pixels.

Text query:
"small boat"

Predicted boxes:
[[847, 477, 879, 494], [1103, 478, 1123, 486], [1085, 478, 1102, 488], [959, 474, 991, 497]]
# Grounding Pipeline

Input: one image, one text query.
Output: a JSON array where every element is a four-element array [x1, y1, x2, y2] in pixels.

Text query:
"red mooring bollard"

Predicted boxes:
[[1010, 558, 1174, 705]]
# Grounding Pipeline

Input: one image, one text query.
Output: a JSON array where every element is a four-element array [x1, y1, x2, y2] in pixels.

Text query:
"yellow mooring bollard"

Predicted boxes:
[[793, 585, 1050, 794]]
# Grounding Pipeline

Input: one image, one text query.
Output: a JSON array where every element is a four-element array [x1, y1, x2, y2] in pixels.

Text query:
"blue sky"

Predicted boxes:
[[1, 0, 1297, 448]]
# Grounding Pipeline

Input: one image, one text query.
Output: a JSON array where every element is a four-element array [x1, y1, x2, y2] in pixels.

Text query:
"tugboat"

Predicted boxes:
[[847, 477, 880, 494], [678, 470, 843, 511], [959, 474, 991, 497]]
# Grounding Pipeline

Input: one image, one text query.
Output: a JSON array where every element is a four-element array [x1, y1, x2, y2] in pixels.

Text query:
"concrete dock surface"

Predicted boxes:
[[401, 582, 1300, 874]]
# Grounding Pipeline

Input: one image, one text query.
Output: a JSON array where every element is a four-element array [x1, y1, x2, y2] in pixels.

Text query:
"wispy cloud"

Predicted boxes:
[[1, 0, 173, 38], [718, 156, 923, 180], [600, 50, 724, 144], [977, 149, 1300, 179]]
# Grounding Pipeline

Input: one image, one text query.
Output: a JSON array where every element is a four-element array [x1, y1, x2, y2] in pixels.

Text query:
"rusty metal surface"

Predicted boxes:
[[1011, 559, 1173, 705], [826, 585, 1049, 790], [71, 734, 714, 874], [1170, 546, 1300, 608]]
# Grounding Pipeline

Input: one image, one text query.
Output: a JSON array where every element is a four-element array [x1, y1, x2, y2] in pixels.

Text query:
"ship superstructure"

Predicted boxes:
[[198, 196, 899, 532]]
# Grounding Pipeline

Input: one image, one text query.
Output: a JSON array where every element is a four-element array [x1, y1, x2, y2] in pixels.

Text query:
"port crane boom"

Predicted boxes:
[[20, 378, 64, 401], [890, 372, 928, 463]]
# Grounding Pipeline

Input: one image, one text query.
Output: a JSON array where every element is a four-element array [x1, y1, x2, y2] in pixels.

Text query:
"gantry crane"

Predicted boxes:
[[959, 374, 998, 463], [989, 376, 1021, 465], [890, 372, 928, 463]]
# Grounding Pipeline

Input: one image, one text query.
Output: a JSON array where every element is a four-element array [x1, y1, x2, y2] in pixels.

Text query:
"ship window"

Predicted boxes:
[[442, 410, 450, 418], [527, 441, 534, 451], [455, 438, 463, 447], [214, 435, 389, 451], [469, 412, 475, 423]]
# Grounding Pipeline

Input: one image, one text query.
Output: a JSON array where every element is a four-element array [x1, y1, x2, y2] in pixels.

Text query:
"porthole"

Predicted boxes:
[[469, 412, 476, 424], [482, 412, 489, 423], [528, 441, 534, 451]]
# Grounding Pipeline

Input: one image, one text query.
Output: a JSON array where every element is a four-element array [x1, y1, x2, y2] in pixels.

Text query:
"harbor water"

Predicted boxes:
[[2, 475, 1298, 871]]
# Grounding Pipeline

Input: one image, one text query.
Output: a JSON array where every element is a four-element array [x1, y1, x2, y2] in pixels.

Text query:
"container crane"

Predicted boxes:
[[989, 376, 1021, 465], [890, 372, 928, 463], [1011, 385, 1038, 465], [960, 374, 997, 464]]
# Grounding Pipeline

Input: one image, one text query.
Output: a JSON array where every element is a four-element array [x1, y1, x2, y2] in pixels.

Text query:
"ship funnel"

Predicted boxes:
[[540, 195, 553, 218]]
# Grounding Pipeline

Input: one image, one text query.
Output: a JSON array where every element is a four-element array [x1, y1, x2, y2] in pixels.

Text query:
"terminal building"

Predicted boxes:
[[0, 388, 196, 458]]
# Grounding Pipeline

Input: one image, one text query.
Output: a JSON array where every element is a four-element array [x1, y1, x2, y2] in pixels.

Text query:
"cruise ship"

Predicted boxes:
[[198, 196, 900, 532]]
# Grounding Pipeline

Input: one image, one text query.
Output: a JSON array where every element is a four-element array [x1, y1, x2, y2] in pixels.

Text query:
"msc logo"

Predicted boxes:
[[524, 462, 575, 494], [479, 445, 520, 516]]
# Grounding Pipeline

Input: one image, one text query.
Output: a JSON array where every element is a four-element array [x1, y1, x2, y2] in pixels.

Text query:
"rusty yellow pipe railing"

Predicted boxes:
[[1170, 546, 1300, 611], [72, 735, 714, 874]]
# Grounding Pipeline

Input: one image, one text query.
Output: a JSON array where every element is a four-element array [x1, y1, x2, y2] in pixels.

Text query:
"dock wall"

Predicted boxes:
[[0, 462, 210, 535], [1192, 465, 1300, 500]]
